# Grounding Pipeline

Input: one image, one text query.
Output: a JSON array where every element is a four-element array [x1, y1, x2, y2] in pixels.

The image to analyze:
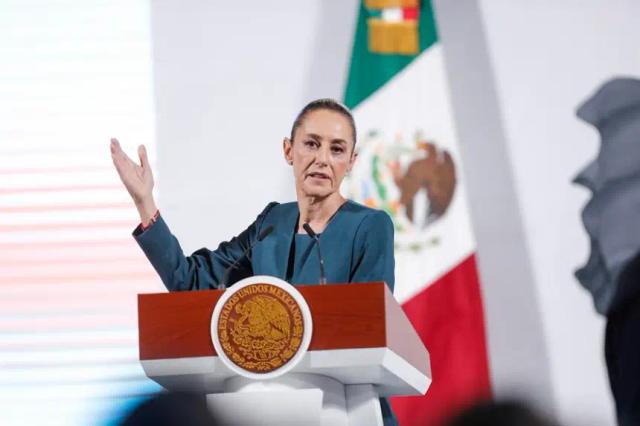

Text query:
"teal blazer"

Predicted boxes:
[[133, 200, 395, 292], [133, 200, 397, 425]]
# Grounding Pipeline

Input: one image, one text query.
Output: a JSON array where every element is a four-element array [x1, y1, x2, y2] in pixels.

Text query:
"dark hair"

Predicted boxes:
[[445, 400, 559, 426], [289, 98, 357, 149], [119, 392, 220, 426]]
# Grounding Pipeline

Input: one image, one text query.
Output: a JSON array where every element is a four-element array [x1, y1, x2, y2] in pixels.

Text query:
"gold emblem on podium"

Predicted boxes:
[[216, 283, 305, 373]]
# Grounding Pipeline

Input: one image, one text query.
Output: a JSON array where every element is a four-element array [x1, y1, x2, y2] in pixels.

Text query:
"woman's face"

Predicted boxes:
[[283, 109, 357, 200]]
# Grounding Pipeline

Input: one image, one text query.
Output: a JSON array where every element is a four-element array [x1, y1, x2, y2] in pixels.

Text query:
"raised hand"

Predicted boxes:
[[110, 138, 158, 224]]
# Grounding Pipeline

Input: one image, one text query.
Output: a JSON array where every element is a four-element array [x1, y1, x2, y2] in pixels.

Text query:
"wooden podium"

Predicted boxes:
[[138, 280, 431, 426]]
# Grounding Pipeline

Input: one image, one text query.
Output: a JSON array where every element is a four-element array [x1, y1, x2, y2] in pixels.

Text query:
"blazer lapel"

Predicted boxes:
[[274, 203, 298, 280]]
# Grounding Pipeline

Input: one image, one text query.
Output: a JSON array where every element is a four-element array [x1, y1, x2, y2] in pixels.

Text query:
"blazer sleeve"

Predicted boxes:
[[133, 202, 278, 291], [350, 210, 395, 292]]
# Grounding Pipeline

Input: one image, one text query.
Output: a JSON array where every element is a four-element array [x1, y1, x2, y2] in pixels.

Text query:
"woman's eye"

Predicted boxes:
[[304, 141, 317, 148], [331, 146, 345, 154]]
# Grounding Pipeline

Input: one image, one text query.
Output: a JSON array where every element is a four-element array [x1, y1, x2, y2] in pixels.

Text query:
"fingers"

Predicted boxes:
[[110, 138, 123, 168], [110, 138, 133, 163], [110, 138, 136, 179], [110, 138, 120, 154], [138, 144, 150, 169], [110, 138, 127, 161]]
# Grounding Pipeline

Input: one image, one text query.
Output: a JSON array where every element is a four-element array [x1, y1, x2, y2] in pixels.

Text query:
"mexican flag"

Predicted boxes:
[[342, 1, 491, 424]]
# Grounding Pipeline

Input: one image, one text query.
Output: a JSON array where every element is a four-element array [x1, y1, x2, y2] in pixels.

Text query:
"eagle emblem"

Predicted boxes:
[[216, 283, 304, 374]]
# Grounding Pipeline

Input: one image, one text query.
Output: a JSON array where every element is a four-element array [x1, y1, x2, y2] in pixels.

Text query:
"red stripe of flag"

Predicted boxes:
[[391, 254, 491, 426]]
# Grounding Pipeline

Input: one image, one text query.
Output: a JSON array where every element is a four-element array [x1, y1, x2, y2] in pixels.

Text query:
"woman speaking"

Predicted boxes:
[[110, 98, 397, 425]]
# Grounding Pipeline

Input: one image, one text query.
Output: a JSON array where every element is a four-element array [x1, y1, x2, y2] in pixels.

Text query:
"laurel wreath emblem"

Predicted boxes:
[[217, 284, 304, 373]]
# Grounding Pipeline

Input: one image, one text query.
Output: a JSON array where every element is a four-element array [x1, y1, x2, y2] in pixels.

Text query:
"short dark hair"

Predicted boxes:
[[445, 400, 558, 426], [289, 98, 357, 149]]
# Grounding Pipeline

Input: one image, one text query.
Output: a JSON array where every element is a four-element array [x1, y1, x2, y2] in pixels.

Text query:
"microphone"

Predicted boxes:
[[303, 223, 327, 285], [219, 225, 274, 289]]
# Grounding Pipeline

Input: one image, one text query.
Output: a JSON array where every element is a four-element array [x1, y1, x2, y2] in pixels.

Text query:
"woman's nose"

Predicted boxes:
[[315, 145, 330, 165]]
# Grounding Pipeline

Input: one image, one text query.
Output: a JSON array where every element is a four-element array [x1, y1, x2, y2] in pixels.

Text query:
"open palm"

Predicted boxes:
[[110, 138, 154, 204]]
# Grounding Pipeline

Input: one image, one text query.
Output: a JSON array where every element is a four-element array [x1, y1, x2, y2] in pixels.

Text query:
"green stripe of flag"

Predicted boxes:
[[343, 0, 439, 109]]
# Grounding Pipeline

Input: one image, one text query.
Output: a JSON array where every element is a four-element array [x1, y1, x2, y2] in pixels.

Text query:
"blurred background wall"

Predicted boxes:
[[468, 2, 640, 425], [151, 1, 640, 425], [434, 1, 640, 425], [3, 0, 640, 425]]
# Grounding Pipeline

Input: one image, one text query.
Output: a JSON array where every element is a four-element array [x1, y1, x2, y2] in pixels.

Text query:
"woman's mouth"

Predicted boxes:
[[307, 172, 331, 180]]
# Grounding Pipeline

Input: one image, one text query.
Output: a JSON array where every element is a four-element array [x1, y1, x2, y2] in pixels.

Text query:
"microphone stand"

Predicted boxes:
[[303, 222, 327, 285]]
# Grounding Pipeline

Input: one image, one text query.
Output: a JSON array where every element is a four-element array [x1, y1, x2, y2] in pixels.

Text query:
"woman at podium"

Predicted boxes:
[[110, 98, 397, 425]]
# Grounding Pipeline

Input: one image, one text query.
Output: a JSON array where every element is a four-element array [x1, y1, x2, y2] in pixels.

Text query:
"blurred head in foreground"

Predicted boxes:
[[445, 400, 558, 426], [118, 392, 217, 426]]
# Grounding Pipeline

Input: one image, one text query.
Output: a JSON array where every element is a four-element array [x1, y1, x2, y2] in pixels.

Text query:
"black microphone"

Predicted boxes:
[[219, 225, 274, 289], [303, 223, 327, 285]]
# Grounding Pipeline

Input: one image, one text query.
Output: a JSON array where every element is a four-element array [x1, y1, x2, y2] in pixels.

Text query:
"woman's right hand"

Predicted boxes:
[[110, 138, 158, 224]]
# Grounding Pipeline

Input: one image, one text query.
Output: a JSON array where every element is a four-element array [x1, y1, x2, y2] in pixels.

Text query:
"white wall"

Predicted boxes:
[[150, 0, 332, 249], [434, 0, 556, 414], [475, 1, 640, 425]]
